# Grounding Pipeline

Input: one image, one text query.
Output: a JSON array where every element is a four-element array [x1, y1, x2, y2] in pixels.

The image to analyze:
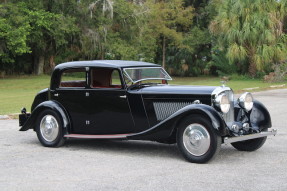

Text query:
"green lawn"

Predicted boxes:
[[170, 77, 286, 93], [0, 75, 286, 115], [0, 75, 50, 115]]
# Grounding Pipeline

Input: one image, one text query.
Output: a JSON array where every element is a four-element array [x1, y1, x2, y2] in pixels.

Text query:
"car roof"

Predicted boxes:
[[55, 60, 160, 70]]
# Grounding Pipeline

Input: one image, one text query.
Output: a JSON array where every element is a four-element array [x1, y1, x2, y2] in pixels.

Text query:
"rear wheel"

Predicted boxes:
[[36, 109, 65, 147], [177, 115, 221, 163], [231, 137, 267, 151]]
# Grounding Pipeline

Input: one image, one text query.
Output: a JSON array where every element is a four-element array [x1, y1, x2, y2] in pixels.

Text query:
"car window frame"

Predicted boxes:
[[57, 67, 89, 90], [89, 67, 125, 90]]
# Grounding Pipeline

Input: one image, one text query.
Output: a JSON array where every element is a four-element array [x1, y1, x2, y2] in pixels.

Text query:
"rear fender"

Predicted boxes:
[[128, 104, 228, 140], [19, 101, 70, 134]]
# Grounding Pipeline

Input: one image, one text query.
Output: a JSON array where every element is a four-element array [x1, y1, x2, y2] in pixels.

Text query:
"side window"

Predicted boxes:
[[111, 70, 122, 88], [60, 68, 86, 88], [91, 68, 122, 88]]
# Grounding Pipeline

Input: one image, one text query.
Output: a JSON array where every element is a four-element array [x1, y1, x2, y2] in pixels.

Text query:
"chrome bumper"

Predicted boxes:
[[223, 129, 277, 144]]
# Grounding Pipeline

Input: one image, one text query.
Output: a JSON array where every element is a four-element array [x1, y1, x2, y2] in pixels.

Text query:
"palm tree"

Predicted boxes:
[[210, 0, 287, 78]]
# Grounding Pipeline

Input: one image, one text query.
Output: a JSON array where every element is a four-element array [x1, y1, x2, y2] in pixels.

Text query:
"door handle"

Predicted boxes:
[[50, 90, 59, 97]]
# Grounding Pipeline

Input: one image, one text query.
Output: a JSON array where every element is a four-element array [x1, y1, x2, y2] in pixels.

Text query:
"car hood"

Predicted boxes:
[[138, 85, 218, 95]]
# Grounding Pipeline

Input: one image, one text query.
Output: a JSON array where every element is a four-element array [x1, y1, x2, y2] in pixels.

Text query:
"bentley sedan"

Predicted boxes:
[[19, 60, 277, 163]]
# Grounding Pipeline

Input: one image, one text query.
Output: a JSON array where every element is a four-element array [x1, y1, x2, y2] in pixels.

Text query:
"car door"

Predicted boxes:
[[86, 68, 135, 134], [51, 67, 90, 133]]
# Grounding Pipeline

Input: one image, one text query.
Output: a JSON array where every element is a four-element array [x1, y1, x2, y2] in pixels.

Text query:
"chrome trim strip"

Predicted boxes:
[[222, 90, 234, 126], [64, 134, 130, 139], [211, 87, 234, 126], [211, 86, 233, 97], [132, 78, 171, 84], [223, 129, 277, 144]]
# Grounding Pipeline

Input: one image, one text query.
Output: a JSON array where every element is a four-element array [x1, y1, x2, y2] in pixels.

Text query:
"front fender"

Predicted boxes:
[[128, 104, 228, 140], [19, 101, 70, 133], [250, 100, 272, 130]]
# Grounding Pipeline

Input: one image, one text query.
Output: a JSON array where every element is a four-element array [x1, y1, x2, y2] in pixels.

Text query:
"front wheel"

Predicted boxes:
[[231, 137, 267, 151], [36, 109, 65, 147], [177, 115, 221, 163]]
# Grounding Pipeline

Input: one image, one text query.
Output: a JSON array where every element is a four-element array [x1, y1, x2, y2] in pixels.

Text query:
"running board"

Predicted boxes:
[[223, 129, 277, 144], [64, 134, 130, 139]]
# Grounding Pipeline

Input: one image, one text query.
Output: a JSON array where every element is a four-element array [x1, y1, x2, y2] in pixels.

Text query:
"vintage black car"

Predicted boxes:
[[19, 60, 277, 163]]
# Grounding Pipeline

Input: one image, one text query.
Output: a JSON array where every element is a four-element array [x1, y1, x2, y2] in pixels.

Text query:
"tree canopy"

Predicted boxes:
[[0, 0, 286, 80], [210, 0, 287, 78]]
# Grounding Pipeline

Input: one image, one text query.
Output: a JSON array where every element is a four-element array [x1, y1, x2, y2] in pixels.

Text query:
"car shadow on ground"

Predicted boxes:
[[64, 139, 180, 160], [58, 139, 240, 163]]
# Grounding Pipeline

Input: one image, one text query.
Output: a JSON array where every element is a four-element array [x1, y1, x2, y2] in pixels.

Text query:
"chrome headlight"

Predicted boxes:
[[238, 92, 253, 112], [215, 94, 230, 113]]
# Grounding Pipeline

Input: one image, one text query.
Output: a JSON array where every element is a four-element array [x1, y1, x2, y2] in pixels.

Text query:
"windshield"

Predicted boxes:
[[123, 67, 172, 84]]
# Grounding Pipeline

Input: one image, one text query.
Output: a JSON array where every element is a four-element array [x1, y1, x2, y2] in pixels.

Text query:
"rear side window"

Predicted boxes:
[[111, 70, 122, 87], [91, 68, 122, 88], [60, 68, 86, 88]]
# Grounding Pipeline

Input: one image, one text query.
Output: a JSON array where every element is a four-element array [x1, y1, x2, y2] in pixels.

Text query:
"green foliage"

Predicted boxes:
[[210, 0, 287, 78], [2, 0, 285, 80], [165, 26, 212, 76], [147, 0, 194, 42], [107, 35, 139, 60], [0, 1, 78, 74], [0, 4, 31, 68], [207, 49, 237, 76]]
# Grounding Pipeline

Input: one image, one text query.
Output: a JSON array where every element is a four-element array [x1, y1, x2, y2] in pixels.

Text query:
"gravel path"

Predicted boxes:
[[0, 89, 286, 191]]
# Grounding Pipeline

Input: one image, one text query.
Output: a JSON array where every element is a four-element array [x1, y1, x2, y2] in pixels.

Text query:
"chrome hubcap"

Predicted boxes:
[[40, 115, 59, 142], [183, 123, 211, 156]]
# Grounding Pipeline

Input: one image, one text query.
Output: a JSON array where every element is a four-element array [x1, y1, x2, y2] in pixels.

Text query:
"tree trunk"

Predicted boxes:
[[49, 55, 55, 70], [248, 49, 257, 77], [162, 36, 166, 69], [34, 55, 45, 75], [248, 61, 257, 77]]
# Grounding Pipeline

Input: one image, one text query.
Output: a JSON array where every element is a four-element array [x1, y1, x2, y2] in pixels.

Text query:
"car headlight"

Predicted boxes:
[[238, 92, 253, 112], [215, 94, 230, 113]]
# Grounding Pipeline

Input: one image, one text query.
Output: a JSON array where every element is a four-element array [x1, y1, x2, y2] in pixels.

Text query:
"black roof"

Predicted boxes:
[[55, 60, 160, 70]]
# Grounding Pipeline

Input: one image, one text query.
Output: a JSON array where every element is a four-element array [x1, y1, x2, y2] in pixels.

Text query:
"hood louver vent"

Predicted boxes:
[[153, 102, 192, 121]]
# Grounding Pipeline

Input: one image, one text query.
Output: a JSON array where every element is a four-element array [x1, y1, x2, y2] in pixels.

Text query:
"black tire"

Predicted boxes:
[[36, 109, 65, 147], [231, 137, 267, 151], [177, 115, 221, 163]]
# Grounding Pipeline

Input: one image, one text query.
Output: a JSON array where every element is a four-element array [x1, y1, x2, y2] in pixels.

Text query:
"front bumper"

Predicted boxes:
[[223, 129, 277, 144]]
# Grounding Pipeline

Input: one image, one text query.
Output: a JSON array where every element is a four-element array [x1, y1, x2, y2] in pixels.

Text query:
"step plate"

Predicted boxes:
[[64, 134, 130, 139]]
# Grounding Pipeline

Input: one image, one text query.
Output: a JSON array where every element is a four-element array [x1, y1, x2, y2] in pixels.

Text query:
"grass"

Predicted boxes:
[[0, 75, 50, 115], [0, 75, 286, 115], [170, 76, 287, 93]]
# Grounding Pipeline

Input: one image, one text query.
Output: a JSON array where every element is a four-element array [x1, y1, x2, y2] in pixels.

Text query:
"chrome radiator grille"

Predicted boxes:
[[153, 102, 192, 121], [222, 90, 234, 126]]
